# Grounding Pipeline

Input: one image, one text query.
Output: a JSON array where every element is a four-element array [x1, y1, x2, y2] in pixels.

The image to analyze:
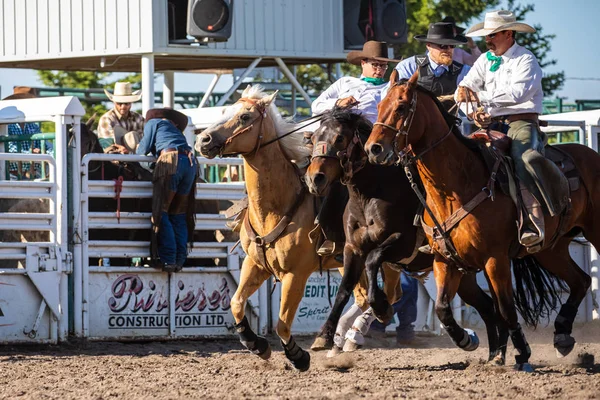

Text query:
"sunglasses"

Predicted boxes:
[[365, 60, 389, 69], [486, 32, 500, 39], [429, 43, 456, 50]]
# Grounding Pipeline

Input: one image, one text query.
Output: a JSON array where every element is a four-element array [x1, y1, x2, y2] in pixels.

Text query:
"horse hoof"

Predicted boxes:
[[290, 350, 311, 372], [375, 304, 394, 324], [252, 336, 272, 360], [487, 353, 506, 366], [515, 362, 534, 373], [311, 336, 333, 351], [461, 329, 479, 352], [327, 345, 343, 358], [554, 334, 576, 358], [342, 340, 362, 353]]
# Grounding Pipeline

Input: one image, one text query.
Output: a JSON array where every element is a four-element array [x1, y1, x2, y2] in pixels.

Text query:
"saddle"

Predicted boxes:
[[468, 129, 580, 196]]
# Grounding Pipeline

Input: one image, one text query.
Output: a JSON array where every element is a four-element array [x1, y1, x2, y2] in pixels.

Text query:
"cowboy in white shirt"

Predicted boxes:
[[312, 41, 399, 124], [311, 41, 398, 256], [455, 10, 568, 253]]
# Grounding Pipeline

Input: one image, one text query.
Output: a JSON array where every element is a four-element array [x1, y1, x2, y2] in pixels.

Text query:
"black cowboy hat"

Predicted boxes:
[[145, 108, 189, 132], [414, 22, 467, 46], [346, 40, 401, 66], [442, 16, 466, 34]]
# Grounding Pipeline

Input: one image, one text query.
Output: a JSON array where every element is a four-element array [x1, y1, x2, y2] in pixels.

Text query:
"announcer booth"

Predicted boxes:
[[0, 96, 85, 343]]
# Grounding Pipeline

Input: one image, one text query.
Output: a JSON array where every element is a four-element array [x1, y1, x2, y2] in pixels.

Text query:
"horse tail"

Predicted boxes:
[[512, 255, 567, 328]]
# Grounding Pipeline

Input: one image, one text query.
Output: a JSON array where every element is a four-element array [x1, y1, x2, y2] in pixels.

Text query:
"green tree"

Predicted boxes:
[[36, 71, 143, 128], [36, 70, 111, 123], [504, 0, 565, 96]]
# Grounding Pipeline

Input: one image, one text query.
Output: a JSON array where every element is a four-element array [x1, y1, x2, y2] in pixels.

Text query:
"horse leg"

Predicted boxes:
[[344, 265, 402, 352], [457, 273, 507, 364], [433, 259, 480, 352], [485, 257, 533, 372], [277, 270, 313, 371], [311, 249, 366, 351], [534, 240, 592, 357], [231, 257, 272, 360], [365, 239, 402, 323]]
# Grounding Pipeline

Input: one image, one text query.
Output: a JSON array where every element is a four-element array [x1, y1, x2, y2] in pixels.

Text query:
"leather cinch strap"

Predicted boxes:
[[243, 188, 306, 274]]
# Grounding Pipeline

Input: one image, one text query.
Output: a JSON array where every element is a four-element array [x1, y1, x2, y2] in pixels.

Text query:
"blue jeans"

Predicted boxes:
[[158, 154, 197, 265], [372, 271, 419, 339]]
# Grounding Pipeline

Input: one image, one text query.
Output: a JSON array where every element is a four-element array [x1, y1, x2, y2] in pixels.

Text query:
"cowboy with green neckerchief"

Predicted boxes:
[[455, 10, 569, 253]]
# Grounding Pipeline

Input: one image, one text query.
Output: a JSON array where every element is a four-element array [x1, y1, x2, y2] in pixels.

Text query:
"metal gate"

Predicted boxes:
[[0, 97, 83, 343], [72, 154, 269, 339]]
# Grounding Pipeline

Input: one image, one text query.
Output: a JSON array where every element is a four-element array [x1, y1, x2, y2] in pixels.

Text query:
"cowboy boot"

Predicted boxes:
[[519, 185, 545, 250]]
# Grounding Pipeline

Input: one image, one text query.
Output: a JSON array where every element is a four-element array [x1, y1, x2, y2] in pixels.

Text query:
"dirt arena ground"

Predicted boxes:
[[1, 322, 599, 400]]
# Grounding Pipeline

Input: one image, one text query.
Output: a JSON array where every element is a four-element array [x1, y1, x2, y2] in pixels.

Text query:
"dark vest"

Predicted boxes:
[[415, 54, 464, 96]]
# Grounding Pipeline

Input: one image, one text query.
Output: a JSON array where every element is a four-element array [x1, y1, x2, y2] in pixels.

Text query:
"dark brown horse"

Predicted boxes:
[[305, 107, 509, 361], [365, 70, 594, 371]]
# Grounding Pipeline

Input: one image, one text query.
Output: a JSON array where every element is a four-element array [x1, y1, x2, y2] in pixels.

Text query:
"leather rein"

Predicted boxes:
[[374, 88, 498, 272]]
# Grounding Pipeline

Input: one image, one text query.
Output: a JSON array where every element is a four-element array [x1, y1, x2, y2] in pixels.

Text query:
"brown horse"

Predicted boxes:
[[365, 70, 595, 371], [195, 86, 375, 371], [306, 106, 508, 362]]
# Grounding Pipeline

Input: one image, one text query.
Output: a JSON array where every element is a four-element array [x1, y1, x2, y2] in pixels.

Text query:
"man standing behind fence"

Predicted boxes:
[[98, 82, 145, 152], [136, 108, 197, 273]]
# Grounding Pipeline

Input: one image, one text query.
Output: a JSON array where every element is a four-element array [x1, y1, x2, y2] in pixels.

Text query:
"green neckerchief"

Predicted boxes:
[[486, 51, 503, 72], [361, 77, 385, 85]]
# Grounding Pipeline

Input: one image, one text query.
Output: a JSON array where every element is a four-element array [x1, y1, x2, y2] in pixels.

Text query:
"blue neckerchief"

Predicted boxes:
[[487, 51, 502, 72]]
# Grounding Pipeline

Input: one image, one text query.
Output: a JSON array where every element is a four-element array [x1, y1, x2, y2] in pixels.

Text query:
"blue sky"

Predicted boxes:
[[0, 0, 598, 102]]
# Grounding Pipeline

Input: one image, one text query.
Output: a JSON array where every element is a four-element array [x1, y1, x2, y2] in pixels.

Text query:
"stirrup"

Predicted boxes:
[[418, 244, 433, 254], [317, 240, 343, 257]]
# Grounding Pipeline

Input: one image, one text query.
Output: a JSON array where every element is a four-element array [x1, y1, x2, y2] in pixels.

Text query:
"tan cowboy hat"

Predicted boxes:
[[2, 86, 39, 100], [346, 41, 400, 66], [113, 126, 141, 153], [104, 82, 142, 103], [465, 10, 535, 37]]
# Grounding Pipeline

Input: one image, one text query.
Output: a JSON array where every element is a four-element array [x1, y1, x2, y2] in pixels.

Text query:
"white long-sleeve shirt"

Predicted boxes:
[[456, 42, 543, 117], [311, 77, 386, 124]]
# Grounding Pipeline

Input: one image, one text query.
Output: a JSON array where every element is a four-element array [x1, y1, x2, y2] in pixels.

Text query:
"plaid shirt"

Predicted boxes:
[[7, 122, 41, 173], [97, 108, 145, 140]]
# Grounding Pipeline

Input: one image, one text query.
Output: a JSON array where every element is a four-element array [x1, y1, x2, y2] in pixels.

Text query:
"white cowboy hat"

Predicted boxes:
[[104, 82, 142, 103], [465, 10, 535, 37], [113, 126, 141, 153]]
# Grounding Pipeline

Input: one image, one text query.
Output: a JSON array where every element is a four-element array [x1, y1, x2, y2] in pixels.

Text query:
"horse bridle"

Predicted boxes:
[[220, 98, 268, 157], [311, 125, 366, 183], [373, 88, 418, 160], [217, 97, 325, 158]]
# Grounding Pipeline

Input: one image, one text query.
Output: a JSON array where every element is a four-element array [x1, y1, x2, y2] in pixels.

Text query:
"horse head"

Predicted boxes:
[[365, 69, 424, 166], [195, 86, 279, 158], [305, 107, 372, 196]]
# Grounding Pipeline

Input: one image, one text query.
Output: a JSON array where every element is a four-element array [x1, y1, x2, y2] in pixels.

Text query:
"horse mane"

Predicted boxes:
[[242, 85, 312, 162], [324, 106, 373, 142]]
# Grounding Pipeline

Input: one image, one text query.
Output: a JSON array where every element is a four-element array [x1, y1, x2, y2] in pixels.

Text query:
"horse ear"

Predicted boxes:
[[86, 113, 97, 129], [407, 70, 419, 89], [390, 69, 399, 85], [261, 90, 279, 107], [241, 85, 251, 98]]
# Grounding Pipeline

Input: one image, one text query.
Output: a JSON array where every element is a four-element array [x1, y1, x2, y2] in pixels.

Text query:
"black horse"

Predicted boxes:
[[305, 107, 509, 363]]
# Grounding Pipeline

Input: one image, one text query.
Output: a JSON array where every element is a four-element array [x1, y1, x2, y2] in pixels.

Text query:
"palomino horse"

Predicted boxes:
[[365, 70, 594, 371], [195, 86, 374, 371], [306, 107, 507, 361]]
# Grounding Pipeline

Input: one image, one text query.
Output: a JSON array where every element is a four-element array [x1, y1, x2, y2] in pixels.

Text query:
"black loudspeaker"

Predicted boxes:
[[187, 0, 233, 42], [343, 0, 366, 50], [372, 0, 408, 44]]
